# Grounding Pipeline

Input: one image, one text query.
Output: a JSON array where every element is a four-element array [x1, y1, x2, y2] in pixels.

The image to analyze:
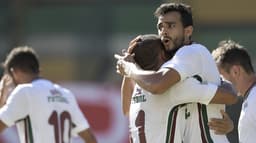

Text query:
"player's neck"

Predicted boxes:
[[20, 74, 40, 84], [184, 39, 193, 45]]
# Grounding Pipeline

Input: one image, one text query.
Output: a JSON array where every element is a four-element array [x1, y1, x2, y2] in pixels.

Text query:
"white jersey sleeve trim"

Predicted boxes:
[[72, 121, 90, 136], [198, 83, 218, 105], [164, 78, 218, 105], [0, 106, 14, 126]]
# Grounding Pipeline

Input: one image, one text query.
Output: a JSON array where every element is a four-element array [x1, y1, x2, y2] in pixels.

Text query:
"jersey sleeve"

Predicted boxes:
[[0, 86, 29, 126], [69, 93, 90, 136], [161, 45, 203, 81], [167, 78, 218, 105]]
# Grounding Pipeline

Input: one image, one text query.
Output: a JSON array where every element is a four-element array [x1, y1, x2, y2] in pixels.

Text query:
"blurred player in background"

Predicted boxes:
[[115, 2, 236, 143], [116, 34, 237, 143], [0, 46, 97, 143], [212, 40, 256, 143], [208, 40, 244, 143]]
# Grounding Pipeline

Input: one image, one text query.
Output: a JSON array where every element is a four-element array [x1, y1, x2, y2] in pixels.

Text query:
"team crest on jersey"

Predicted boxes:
[[132, 88, 146, 104]]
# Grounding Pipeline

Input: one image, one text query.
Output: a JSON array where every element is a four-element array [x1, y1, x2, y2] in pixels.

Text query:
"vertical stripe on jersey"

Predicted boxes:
[[24, 116, 34, 143], [197, 103, 213, 143], [165, 105, 179, 143]]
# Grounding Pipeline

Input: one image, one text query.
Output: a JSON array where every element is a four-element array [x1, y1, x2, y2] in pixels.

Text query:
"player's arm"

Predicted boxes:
[[121, 77, 135, 116], [209, 80, 238, 105], [192, 80, 238, 105], [129, 67, 180, 95], [0, 120, 7, 133], [115, 55, 180, 94], [208, 110, 234, 134], [0, 86, 29, 130], [78, 128, 97, 143], [0, 74, 15, 107], [69, 92, 97, 143], [171, 78, 237, 105]]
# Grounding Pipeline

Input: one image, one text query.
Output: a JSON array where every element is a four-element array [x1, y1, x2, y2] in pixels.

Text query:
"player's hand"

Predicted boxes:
[[114, 53, 139, 77], [208, 110, 234, 135], [0, 74, 15, 107], [127, 35, 142, 53]]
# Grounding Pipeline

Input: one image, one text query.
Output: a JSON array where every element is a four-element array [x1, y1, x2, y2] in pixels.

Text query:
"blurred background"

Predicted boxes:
[[0, 0, 255, 142]]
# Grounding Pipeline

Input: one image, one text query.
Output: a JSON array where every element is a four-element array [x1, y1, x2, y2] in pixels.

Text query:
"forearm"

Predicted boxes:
[[116, 56, 180, 94], [0, 77, 9, 108], [131, 68, 180, 94], [0, 89, 10, 108], [0, 121, 7, 133], [121, 77, 134, 116], [0, 74, 15, 108], [210, 86, 238, 105], [79, 128, 97, 143]]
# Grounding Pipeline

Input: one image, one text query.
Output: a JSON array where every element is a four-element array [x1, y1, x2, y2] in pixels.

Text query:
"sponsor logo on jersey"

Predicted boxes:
[[185, 107, 190, 119]]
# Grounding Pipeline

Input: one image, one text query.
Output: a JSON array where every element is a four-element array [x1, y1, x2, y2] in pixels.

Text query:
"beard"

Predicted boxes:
[[165, 36, 185, 57]]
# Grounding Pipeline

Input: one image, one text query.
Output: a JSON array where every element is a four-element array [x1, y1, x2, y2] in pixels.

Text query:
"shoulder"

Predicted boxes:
[[6, 84, 33, 102], [172, 43, 208, 60], [248, 87, 256, 102], [182, 43, 207, 49], [53, 84, 75, 98], [13, 83, 33, 93], [244, 87, 256, 111], [178, 43, 208, 53], [54, 83, 71, 92], [175, 43, 211, 61]]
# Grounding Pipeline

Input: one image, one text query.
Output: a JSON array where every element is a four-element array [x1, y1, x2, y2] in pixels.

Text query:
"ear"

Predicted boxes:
[[10, 68, 15, 76], [184, 26, 193, 39], [230, 65, 241, 77], [10, 68, 23, 78]]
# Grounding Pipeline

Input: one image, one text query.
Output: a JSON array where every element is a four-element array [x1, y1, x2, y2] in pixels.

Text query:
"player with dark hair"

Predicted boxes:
[[117, 34, 237, 143], [131, 35, 171, 71], [116, 2, 236, 143], [0, 46, 97, 143]]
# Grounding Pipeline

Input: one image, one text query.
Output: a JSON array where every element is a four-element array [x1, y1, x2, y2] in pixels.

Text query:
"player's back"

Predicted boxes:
[[129, 77, 218, 143], [14, 79, 87, 143]]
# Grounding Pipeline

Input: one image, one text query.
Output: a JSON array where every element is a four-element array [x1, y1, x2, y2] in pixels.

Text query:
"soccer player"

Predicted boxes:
[[116, 34, 237, 143], [115, 2, 235, 143], [208, 78, 243, 143], [212, 40, 256, 143], [0, 47, 97, 143]]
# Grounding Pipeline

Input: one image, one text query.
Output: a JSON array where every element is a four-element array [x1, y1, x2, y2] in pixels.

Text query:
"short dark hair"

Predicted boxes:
[[3, 46, 40, 75], [212, 40, 254, 74], [154, 3, 193, 27], [131, 34, 168, 70]]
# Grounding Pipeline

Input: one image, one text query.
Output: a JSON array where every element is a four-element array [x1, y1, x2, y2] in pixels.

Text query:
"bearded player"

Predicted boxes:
[[115, 34, 236, 143]]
